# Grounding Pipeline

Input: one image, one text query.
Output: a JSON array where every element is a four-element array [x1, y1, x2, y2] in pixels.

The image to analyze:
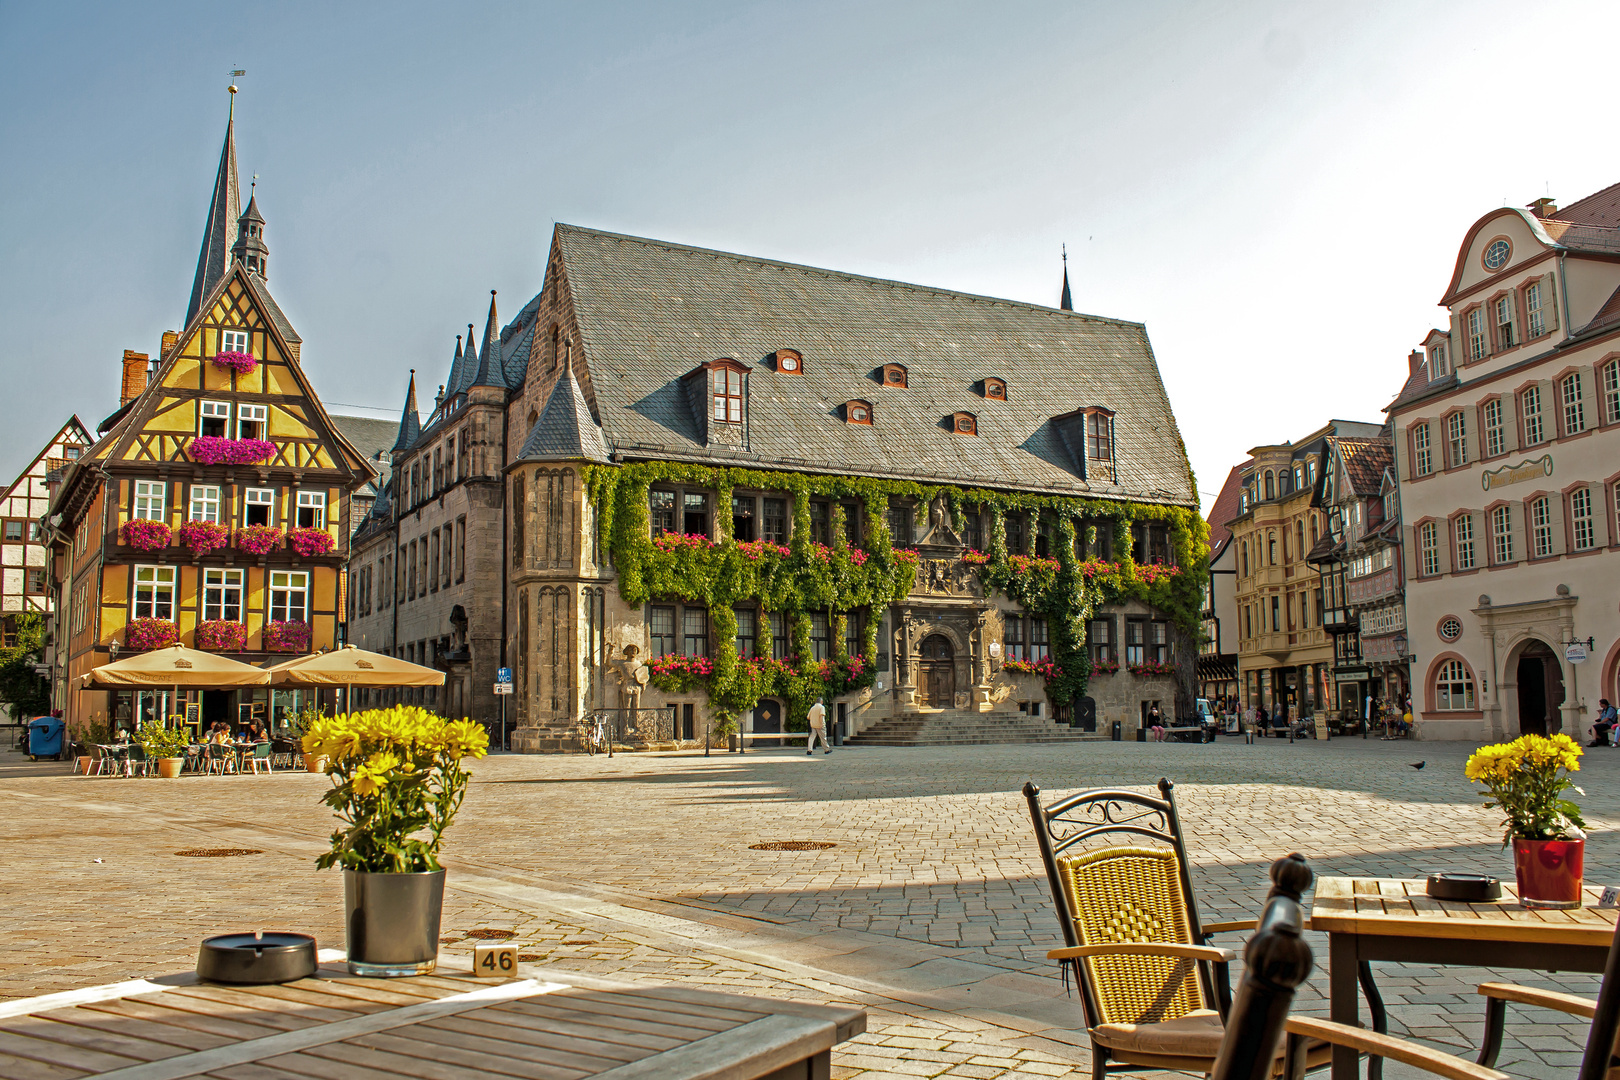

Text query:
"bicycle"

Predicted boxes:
[[575, 717, 606, 756]]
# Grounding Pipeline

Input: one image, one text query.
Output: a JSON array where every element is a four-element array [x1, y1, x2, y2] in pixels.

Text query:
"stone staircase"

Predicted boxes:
[[843, 710, 1104, 747]]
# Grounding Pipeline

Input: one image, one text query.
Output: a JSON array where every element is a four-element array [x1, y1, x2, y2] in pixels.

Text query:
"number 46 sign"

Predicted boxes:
[[474, 943, 518, 978]]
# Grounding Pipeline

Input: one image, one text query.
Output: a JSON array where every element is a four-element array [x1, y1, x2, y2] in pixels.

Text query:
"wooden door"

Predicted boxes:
[[918, 635, 955, 708]]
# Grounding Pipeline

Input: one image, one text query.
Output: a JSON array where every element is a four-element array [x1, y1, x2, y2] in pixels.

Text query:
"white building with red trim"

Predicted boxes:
[[1389, 185, 1620, 741]]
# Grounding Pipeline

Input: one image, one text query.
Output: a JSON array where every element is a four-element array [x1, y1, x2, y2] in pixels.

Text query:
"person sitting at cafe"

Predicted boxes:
[[1592, 698, 1618, 747], [207, 722, 232, 745], [245, 719, 266, 742]]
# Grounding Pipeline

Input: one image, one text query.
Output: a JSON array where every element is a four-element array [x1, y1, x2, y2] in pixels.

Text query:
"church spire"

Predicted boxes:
[[392, 369, 421, 452], [472, 290, 505, 388], [1059, 244, 1073, 311], [185, 87, 243, 327], [232, 182, 268, 278]]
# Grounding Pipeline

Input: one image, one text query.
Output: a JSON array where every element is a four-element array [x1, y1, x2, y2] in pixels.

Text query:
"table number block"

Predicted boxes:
[[474, 943, 518, 978], [1599, 886, 1620, 909]]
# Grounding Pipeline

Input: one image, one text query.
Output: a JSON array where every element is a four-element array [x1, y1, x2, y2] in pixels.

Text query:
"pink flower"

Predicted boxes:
[[121, 519, 172, 552], [125, 617, 178, 651], [264, 620, 311, 653], [237, 525, 284, 555], [286, 527, 335, 557], [177, 519, 231, 556], [210, 351, 258, 375], [191, 436, 276, 466], [195, 619, 247, 651]]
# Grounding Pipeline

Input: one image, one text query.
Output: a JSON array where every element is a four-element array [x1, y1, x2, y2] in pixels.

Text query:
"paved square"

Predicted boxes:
[[4, 736, 1616, 1079]]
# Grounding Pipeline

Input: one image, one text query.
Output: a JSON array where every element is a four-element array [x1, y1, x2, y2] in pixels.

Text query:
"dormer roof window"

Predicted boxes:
[[680, 358, 751, 448], [844, 400, 873, 425], [1051, 405, 1115, 482], [881, 363, 908, 388], [950, 411, 976, 436], [982, 377, 1007, 401], [708, 359, 749, 424], [773, 348, 803, 375]]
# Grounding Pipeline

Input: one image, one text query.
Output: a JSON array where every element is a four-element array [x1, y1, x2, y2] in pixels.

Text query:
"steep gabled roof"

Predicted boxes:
[[1385, 355, 1433, 413], [1205, 465, 1244, 555], [185, 113, 241, 328], [471, 291, 506, 388], [1, 416, 90, 503], [552, 224, 1195, 504], [1550, 182, 1620, 228], [392, 371, 421, 452], [1335, 437, 1392, 497], [515, 360, 609, 463]]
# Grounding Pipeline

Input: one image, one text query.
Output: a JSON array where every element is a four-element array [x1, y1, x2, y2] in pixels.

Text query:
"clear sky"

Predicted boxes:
[[3, 0, 1618, 513]]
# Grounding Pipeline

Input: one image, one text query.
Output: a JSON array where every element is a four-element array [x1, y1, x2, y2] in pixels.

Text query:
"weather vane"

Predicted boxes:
[[228, 69, 246, 119]]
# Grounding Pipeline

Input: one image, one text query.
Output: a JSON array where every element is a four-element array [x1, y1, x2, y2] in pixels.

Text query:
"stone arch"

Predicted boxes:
[[1602, 636, 1620, 718], [1502, 634, 1566, 736], [1422, 651, 1479, 715]]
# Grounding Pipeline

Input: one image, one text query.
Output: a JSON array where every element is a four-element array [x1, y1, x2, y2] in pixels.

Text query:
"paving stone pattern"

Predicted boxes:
[[4, 737, 1619, 1079]]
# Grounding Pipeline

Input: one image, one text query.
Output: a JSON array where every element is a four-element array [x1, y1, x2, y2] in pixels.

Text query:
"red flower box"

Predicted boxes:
[[190, 436, 276, 466], [263, 620, 311, 653], [177, 519, 231, 556], [237, 525, 284, 555], [211, 351, 257, 375], [195, 619, 247, 651], [121, 519, 172, 552], [286, 527, 335, 557], [125, 617, 178, 651]]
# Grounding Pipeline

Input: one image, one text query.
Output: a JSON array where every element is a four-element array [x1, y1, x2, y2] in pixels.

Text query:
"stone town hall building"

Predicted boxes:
[[349, 226, 1205, 748]]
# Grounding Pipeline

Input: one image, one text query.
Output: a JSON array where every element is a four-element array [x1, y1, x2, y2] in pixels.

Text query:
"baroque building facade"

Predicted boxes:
[[1389, 184, 1620, 741], [44, 104, 373, 736]]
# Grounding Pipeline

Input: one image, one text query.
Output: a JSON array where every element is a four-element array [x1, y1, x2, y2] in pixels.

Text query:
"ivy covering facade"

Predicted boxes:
[[584, 461, 1208, 730]]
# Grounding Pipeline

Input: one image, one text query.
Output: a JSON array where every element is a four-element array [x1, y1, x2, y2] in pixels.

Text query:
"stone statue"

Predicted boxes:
[[914, 493, 963, 550], [610, 643, 649, 718]]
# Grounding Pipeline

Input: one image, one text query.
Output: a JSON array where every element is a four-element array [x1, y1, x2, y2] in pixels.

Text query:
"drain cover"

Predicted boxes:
[[175, 848, 261, 858], [464, 928, 516, 939], [748, 841, 837, 851]]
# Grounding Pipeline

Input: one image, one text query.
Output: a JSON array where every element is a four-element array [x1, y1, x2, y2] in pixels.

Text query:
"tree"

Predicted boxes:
[[0, 612, 50, 721]]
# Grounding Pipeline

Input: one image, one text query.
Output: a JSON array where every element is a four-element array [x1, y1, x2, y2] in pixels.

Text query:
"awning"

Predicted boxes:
[[267, 645, 444, 687], [80, 643, 271, 688]]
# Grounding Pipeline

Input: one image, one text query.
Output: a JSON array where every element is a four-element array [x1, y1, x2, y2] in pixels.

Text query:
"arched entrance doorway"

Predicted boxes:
[[917, 635, 955, 708], [1515, 641, 1565, 736], [754, 698, 784, 748]]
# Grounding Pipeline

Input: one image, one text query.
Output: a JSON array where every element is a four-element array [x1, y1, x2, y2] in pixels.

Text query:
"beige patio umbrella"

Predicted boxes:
[[79, 643, 271, 689], [267, 645, 443, 687]]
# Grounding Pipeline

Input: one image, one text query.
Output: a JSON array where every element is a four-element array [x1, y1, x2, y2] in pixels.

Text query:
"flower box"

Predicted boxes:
[[1004, 656, 1063, 680], [651, 531, 715, 553], [1135, 562, 1182, 585], [264, 619, 311, 653], [1090, 659, 1121, 675], [1128, 660, 1178, 676], [195, 619, 247, 651], [190, 436, 276, 466], [125, 617, 178, 651], [736, 539, 791, 560], [287, 527, 335, 557], [121, 519, 172, 552], [210, 351, 257, 375], [237, 524, 284, 555], [178, 519, 231, 556]]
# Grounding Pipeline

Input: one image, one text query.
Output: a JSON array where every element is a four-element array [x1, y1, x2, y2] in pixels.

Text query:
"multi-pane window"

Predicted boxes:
[[1604, 360, 1620, 425], [3, 521, 21, 541], [762, 498, 787, 544], [712, 368, 743, 424], [202, 568, 244, 622], [1085, 412, 1112, 471], [731, 495, 755, 542], [808, 611, 829, 661], [1030, 616, 1051, 661], [220, 328, 250, 354], [1571, 489, 1595, 551], [1005, 616, 1025, 661], [1491, 505, 1514, 563], [236, 403, 267, 441], [681, 607, 708, 657], [1522, 386, 1544, 445], [682, 493, 708, 536], [649, 490, 675, 535], [1454, 516, 1475, 571], [1494, 296, 1516, 347], [769, 611, 788, 661], [1431, 343, 1448, 378], [886, 504, 911, 546], [200, 400, 230, 437], [845, 611, 862, 658], [1148, 620, 1168, 664], [1413, 424, 1432, 476], [1467, 307, 1487, 359], [1483, 399, 1505, 457], [296, 491, 325, 529], [243, 487, 273, 526], [1006, 514, 1026, 556], [190, 484, 221, 522], [808, 501, 830, 544], [133, 480, 165, 521], [1526, 282, 1545, 338], [25, 569, 45, 594], [1420, 521, 1439, 576], [1446, 412, 1468, 467], [1124, 619, 1145, 664], [1561, 373, 1585, 435], [1531, 497, 1554, 558], [269, 570, 309, 622], [1436, 659, 1475, 711], [650, 606, 676, 656], [734, 607, 757, 658], [133, 565, 175, 620]]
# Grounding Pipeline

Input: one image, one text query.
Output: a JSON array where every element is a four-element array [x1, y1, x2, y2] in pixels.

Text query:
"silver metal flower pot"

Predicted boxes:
[[343, 868, 445, 976]]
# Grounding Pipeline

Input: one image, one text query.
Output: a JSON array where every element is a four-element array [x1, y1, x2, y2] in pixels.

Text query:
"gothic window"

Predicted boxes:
[[584, 588, 606, 708], [533, 468, 574, 568], [512, 475, 526, 565], [538, 586, 568, 714]]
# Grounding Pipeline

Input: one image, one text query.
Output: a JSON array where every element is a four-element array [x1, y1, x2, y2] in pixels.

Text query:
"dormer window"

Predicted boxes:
[[983, 377, 1007, 401], [1083, 407, 1114, 481], [845, 400, 873, 425], [950, 411, 976, 436], [712, 367, 743, 424], [773, 348, 803, 375], [881, 364, 908, 388], [221, 329, 250, 355], [1430, 343, 1449, 379]]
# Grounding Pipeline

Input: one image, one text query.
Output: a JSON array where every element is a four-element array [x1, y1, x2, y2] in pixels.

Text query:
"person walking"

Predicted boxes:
[[806, 700, 832, 755]]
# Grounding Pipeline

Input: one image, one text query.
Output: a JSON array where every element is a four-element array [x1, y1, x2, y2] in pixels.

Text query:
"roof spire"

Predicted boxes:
[[185, 88, 243, 327], [452, 322, 477, 395], [392, 369, 421, 452], [1059, 244, 1073, 311], [472, 290, 504, 388]]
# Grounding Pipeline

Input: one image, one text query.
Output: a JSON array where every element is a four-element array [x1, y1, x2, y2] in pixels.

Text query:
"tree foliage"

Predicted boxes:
[[0, 613, 50, 722]]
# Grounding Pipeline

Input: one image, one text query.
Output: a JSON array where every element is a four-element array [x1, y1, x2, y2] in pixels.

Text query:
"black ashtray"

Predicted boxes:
[[197, 932, 318, 984], [1426, 873, 1501, 902]]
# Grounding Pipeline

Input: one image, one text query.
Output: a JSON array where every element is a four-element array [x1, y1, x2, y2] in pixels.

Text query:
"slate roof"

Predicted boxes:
[[516, 362, 609, 463], [331, 414, 400, 497], [392, 371, 421, 452], [248, 272, 301, 344], [1579, 284, 1620, 337], [554, 225, 1195, 505], [186, 114, 241, 328]]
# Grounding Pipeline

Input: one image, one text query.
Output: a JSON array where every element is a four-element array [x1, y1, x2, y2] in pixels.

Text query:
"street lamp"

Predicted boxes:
[[1392, 633, 1407, 659], [108, 640, 120, 660]]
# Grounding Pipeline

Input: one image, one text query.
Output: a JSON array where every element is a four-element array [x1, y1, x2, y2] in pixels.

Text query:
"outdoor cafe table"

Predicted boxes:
[[0, 953, 865, 1080], [1311, 875, 1618, 1080]]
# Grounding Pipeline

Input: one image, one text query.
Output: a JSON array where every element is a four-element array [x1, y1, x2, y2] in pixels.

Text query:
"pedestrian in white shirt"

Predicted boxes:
[[806, 700, 832, 755]]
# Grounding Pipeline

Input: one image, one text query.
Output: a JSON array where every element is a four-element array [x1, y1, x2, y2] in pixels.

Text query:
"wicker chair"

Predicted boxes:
[[1023, 778, 1333, 1079]]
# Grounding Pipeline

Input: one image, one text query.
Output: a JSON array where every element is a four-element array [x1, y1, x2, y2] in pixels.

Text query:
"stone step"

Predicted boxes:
[[845, 710, 1103, 747]]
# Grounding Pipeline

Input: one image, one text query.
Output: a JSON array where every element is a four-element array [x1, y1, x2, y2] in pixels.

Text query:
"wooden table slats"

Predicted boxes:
[[0, 963, 864, 1080], [1310, 876, 1618, 945]]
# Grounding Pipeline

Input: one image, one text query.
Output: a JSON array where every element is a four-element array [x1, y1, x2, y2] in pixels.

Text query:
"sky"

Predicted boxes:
[[3, 0, 1618, 514]]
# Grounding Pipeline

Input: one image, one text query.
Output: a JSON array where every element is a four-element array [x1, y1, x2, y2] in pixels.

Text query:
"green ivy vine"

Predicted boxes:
[[583, 461, 1208, 726]]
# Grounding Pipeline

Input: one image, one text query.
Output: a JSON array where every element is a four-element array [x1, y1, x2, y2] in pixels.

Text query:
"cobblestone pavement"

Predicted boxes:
[[5, 736, 1619, 1079]]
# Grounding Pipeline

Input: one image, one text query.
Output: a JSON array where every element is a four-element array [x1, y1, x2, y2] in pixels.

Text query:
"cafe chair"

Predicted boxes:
[[1024, 779, 1333, 1079], [126, 744, 150, 777], [248, 742, 273, 774]]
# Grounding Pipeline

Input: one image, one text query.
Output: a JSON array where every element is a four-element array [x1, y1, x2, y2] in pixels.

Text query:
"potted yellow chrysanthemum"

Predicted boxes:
[[1464, 733, 1586, 908], [302, 707, 488, 976]]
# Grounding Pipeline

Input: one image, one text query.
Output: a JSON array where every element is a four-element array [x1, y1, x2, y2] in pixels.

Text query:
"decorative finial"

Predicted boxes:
[[250, 173, 257, 196], [228, 70, 245, 120], [1062, 242, 1067, 266]]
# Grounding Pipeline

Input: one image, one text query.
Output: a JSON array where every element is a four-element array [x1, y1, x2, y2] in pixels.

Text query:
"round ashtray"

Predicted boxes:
[[197, 932, 318, 985], [1426, 873, 1501, 902]]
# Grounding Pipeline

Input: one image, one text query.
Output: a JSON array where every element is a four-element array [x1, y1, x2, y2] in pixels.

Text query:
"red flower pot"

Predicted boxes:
[[1513, 838, 1584, 909]]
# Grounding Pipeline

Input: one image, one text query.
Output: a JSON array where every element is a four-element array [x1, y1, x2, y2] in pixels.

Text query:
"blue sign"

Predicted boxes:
[[497, 667, 512, 684]]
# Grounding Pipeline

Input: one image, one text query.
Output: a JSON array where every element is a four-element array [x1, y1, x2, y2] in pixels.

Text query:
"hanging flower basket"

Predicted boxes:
[[125, 617, 178, 651], [121, 519, 172, 552], [191, 436, 276, 466], [237, 525, 284, 555], [287, 527, 335, 557], [264, 620, 312, 653], [211, 351, 257, 375], [195, 619, 247, 651], [177, 519, 232, 556]]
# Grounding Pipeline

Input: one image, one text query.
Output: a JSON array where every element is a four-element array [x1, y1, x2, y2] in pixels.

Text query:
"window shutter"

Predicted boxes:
[[1541, 274, 1559, 333], [1435, 521, 1452, 575], [1547, 495, 1567, 556], [1508, 504, 1527, 564], [1590, 485, 1612, 549], [1579, 368, 1600, 431]]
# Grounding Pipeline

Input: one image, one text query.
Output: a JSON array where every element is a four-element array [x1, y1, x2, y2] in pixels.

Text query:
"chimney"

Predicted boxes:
[[1409, 349, 1424, 375], [121, 350, 150, 405], [160, 330, 179, 359], [1527, 197, 1557, 218]]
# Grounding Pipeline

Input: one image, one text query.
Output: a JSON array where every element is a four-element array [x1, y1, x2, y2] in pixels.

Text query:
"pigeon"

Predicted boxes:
[[1409, 761, 1426, 770]]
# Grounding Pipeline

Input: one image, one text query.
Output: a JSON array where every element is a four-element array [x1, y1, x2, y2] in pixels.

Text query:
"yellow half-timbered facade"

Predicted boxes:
[[46, 110, 372, 737]]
